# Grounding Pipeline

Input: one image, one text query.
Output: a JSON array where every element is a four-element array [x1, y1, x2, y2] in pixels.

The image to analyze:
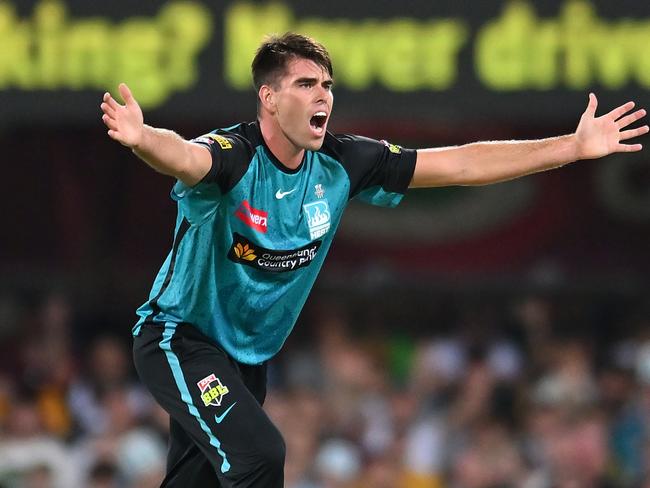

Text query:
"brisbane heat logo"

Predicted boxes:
[[197, 374, 229, 407], [234, 200, 268, 233], [303, 201, 330, 239]]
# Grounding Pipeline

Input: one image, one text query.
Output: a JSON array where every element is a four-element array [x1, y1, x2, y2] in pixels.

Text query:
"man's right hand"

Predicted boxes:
[[100, 83, 144, 148]]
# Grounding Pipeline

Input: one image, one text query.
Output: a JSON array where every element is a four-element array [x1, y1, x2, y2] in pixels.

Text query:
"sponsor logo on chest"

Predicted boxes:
[[228, 232, 321, 272], [234, 200, 268, 233]]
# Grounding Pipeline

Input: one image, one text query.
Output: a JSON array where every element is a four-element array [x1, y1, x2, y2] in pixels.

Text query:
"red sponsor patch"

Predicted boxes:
[[234, 200, 268, 233]]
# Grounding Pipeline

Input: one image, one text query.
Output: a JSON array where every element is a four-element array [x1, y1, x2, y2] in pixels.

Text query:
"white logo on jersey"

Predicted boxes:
[[275, 188, 296, 199], [314, 184, 325, 199], [303, 200, 331, 239]]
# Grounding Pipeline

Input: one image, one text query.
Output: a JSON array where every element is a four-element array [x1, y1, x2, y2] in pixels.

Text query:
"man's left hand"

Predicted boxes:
[[575, 93, 648, 160]]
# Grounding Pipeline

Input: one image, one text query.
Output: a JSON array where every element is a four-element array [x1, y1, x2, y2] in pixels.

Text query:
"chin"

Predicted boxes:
[[300, 136, 323, 151], [307, 140, 325, 151]]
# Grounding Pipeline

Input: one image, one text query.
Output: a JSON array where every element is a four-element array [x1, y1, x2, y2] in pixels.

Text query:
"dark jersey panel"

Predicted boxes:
[[320, 133, 417, 200], [192, 126, 256, 195]]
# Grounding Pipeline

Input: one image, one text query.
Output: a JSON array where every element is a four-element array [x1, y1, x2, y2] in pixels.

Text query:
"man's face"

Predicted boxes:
[[269, 57, 333, 151]]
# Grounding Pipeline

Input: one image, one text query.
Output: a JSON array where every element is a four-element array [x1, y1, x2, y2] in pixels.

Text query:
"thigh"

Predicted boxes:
[[133, 322, 284, 487], [162, 417, 221, 487]]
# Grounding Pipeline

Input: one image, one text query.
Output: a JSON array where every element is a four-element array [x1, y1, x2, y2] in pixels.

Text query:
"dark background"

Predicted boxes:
[[1, 2, 649, 486]]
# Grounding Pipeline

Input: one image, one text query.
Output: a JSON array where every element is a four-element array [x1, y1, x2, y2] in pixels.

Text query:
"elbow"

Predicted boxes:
[[447, 165, 487, 186], [174, 144, 201, 186]]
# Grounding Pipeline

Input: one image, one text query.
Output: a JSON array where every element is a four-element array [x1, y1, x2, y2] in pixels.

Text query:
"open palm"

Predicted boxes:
[[100, 83, 144, 148], [575, 93, 648, 160]]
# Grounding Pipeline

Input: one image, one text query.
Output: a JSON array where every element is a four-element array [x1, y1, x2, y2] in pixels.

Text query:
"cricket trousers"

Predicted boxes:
[[133, 322, 285, 487]]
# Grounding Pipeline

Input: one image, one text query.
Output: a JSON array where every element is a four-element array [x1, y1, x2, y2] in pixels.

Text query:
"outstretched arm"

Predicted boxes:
[[410, 94, 648, 188], [100, 83, 211, 187]]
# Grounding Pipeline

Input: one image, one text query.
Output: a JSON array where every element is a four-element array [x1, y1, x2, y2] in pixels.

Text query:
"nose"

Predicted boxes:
[[314, 84, 329, 104]]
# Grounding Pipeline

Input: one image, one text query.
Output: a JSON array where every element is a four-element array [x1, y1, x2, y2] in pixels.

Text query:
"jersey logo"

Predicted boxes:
[[233, 242, 256, 261], [197, 374, 229, 407], [380, 139, 402, 154], [205, 133, 233, 150], [275, 188, 296, 199], [303, 200, 331, 239], [234, 200, 268, 233], [228, 232, 321, 272]]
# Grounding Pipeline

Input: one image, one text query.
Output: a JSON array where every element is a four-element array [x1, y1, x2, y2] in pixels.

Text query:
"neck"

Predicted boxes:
[[258, 116, 304, 170]]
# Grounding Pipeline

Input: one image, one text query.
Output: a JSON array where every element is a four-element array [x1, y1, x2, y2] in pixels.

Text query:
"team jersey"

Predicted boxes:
[[134, 121, 417, 364]]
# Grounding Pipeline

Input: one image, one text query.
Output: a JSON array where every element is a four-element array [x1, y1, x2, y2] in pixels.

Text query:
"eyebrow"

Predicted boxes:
[[294, 77, 334, 86]]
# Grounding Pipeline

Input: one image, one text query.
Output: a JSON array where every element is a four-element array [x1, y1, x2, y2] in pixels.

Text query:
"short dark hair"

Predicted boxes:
[[251, 32, 333, 92]]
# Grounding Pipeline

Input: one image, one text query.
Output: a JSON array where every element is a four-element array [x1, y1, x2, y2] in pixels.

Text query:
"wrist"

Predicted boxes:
[[131, 124, 149, 151], [564, 133, 581, 163]]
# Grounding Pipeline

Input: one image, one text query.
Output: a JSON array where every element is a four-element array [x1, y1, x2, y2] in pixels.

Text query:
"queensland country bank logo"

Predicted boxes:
[[228, 233, 321, 273], [235, 200, 268, 233], [197, 373, 229, 407], [233, 242, 256, 261]]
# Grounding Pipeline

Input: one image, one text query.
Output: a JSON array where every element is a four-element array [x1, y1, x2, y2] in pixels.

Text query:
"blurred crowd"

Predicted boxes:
[[0, 290, 649, 488]]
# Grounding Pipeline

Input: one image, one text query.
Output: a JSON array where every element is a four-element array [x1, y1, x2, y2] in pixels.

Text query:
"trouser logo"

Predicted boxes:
[[197, 373, 229, 407]]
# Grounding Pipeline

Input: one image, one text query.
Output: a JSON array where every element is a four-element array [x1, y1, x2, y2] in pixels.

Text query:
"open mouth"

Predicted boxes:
[[309, 111, 328, 133]]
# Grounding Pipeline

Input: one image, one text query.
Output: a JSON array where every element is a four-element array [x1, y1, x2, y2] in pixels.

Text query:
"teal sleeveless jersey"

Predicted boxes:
[[134, 122, 416, 364]]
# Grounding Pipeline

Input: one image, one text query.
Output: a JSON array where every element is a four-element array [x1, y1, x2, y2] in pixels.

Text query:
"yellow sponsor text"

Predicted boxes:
[[475, 0, 650, 90], [225, 0, 650, 92], [207, 134, 234, 150], [0, 0, 213, 107]]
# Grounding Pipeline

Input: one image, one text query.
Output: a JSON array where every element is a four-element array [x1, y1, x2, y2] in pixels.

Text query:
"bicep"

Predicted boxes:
[[410, 148, 467, 188], [178, 142, 213, 187]]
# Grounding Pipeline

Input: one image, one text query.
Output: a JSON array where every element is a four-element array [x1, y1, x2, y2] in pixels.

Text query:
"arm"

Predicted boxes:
[[410, 94, 648, 188], [100, 83, 211, 187]]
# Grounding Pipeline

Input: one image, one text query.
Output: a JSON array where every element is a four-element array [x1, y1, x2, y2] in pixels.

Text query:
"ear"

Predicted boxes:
[[258, 85, 276, 114]]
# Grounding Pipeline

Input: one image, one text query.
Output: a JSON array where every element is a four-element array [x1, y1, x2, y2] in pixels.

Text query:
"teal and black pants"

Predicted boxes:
[[133, 322, 285, 487]]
